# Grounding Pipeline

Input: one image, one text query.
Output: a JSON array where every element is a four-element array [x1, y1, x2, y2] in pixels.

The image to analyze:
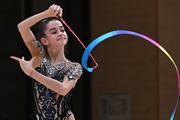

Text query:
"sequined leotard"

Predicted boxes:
[[31, 39, 83, 120]]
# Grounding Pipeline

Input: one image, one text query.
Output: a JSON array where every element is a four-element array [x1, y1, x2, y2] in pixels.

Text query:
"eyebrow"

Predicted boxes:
[[49, 26, 64, 32]]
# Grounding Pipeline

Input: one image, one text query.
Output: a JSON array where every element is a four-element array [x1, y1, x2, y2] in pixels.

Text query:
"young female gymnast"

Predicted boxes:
[[11, 4, 82, 120]]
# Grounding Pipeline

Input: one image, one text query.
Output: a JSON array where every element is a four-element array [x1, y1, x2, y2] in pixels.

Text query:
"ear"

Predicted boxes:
[[41, 37, 49, 45]]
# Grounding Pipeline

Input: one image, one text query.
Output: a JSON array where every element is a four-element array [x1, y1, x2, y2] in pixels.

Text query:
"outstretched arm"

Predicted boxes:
[[17, 4, 62, 57], [10, 56, 77, 96]]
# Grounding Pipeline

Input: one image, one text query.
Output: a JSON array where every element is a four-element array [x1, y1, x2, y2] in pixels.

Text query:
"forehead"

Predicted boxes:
[[46, 20, 63, 29]]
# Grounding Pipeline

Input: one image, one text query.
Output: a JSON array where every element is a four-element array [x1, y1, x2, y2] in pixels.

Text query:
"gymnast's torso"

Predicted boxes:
[[32, 54, 82, 120]]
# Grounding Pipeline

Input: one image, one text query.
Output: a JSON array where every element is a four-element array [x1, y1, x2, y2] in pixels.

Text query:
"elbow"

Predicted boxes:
[[17, 23, 23, 31], [17, 22, 27, 32], [57, 86, 69, 96], [60, 92, 67, 96], [58, 91, 67, 96]]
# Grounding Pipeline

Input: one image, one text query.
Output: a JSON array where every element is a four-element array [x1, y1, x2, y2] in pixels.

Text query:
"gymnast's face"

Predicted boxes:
[[41, 20, 68, 49]]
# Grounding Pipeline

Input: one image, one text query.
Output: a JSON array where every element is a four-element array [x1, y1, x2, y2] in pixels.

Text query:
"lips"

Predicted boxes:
[[57, 38, 65, 41]]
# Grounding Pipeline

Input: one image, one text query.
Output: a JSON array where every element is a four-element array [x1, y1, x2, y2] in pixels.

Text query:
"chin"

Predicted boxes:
[[57, 39, 67, 44], [59, 42, 67, 47]]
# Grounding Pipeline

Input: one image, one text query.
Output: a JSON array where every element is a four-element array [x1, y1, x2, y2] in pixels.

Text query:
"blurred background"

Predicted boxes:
[[1, 0, 180, 120]]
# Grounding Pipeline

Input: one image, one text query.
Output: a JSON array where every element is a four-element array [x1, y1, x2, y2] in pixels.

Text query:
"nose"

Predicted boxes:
[[58, 30, 63, 36]]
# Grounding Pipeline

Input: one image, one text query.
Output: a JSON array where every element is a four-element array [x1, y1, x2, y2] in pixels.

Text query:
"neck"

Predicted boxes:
[[47, 47, 66, 65]]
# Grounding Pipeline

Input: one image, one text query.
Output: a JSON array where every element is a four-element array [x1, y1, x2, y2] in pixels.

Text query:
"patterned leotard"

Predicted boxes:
[[31, 39, 83, 120]]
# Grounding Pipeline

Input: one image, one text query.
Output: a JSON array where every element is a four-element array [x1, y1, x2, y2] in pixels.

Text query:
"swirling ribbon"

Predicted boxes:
[[60, 17, 179, 120], [81, 30, 180, 120]]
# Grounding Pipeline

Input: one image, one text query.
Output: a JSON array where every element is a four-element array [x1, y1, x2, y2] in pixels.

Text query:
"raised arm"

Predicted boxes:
[[17, 4, 62, 56]]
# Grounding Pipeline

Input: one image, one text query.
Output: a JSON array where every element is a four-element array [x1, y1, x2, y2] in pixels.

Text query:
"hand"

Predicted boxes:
[[10, 56, 36, 76], [46, 4, 63, 18]]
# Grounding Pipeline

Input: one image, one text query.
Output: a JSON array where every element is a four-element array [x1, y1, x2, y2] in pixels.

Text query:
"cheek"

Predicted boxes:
[[46, 34, 56, 40], [44, 32, 51, 39], [65, 33, 68, 40], [66, 35, 68, 41]]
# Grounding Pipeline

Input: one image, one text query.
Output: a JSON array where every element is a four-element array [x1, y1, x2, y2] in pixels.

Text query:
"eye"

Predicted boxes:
[[60, 29, 65, 32], [52, 31, 57, 34]]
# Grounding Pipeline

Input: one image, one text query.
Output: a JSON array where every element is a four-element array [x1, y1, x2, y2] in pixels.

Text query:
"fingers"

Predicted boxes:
[[10, 56, 22, 62], [54, 6, 60, 17], [30, 56, 36, 62], [54, 5, 59, 14], [11, 56, 36, 62], [59, 8, 63, 17], [49, 4, 56, 15], [49, 4, 62, 17], [10, 56, 27, 64]]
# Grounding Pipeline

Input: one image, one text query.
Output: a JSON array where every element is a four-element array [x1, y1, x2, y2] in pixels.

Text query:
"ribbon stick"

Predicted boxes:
[[59, 17, 98, 69], [81, 30, 180, 120]]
